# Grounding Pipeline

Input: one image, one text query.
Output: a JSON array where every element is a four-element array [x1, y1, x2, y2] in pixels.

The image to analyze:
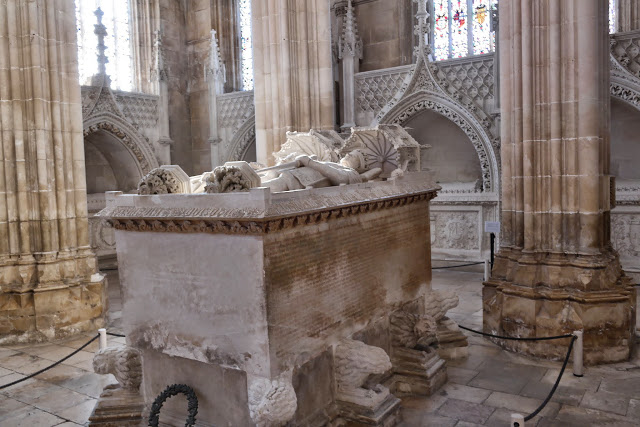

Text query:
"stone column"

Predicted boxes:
[[207, 30, 226, 167], [0, 0, 105, 343], [252, 0, 335, 165], [338, 0, 362, 131], [485, 0, 636, 364], [151, 29, 172, 165], [617, 0, 640, 32], [131, 0, 161, 94]]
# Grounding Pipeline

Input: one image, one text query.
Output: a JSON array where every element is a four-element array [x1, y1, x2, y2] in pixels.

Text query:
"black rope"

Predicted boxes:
[[432, 261, 484, 270], [0, 334, 99, 390], [106, 332, 126, 338], [458, 325, 573, 341], [148, 384, 198, 427], [524, 335, 576, 421]]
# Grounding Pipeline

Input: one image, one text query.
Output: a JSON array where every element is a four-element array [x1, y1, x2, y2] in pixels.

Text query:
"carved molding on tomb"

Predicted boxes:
[[137, 165, 191, 195]]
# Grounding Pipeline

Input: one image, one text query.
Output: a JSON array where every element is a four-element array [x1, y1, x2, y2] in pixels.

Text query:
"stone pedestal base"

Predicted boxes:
[[388, 347, 447, 397], [337, 392, 401, 427], [483, 251, 636, 364], [0, 278, 106, 344], [88, 385, 144, 426], [436, 318, 469, 360]]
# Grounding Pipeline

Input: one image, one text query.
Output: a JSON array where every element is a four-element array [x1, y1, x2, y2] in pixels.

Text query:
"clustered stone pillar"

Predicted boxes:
[[617, 0, 640, 32], [485, 0, 636, 364], [0, 0, 105, 343], [252, 0, 335, 165]]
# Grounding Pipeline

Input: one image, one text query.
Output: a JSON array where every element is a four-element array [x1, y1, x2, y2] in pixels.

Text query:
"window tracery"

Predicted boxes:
[[238, 0, 254, 91], [610, 0, 617, 33], [76, 0, 133, 91]]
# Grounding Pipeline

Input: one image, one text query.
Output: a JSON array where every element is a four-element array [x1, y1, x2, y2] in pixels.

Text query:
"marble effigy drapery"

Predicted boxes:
[[485, 0, 636, 364], [0, 0, 105, 343]]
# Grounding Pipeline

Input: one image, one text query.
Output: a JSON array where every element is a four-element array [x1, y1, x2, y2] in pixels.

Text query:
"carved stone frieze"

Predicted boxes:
[[217, 91, 256, 136], [431, 211, 479, 250], [355, 66, 412, 117], [105, 192, 436, 235], [612, 213, 640, 259]]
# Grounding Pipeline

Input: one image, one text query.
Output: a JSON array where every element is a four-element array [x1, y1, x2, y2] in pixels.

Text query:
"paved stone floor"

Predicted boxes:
[[0, 269, 639, 426]]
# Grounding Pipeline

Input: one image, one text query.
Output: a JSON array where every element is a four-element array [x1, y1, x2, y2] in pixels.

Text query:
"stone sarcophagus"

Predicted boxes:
[[97, 172, 445, 426]]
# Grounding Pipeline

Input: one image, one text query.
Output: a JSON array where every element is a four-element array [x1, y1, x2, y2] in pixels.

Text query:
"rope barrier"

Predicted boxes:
[[524, 335, 576, 421], [0, 334, 99, 390], [106, 332, 126, 338], [432, 261, 484, 270], [457, 325, 573, 341]]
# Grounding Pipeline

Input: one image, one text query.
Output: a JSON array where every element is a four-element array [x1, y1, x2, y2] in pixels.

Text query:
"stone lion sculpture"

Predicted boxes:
[[334, 339, 392, 406], [93, 346, 143, 391], [247, 370, 297, 427]]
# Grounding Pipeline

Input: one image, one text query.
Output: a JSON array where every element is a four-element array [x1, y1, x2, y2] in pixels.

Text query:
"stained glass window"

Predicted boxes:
[[431, 0, 498, 61], [609, 0, 616, 33], [238, 0, 254, 91], [76, 0, 133, 91]]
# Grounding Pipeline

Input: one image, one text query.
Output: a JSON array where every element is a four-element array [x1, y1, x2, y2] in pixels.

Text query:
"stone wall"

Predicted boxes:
[[263, 199, 432, 374]]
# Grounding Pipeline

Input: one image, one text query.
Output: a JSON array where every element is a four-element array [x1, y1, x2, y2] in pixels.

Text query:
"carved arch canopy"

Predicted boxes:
[[381, 92, 499, 193], [226, 114, 256, 162], [83, 113, 160, 176]]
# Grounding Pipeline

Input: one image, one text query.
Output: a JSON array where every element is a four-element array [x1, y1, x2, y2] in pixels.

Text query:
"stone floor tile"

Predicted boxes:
[[484, 407, 522, 426], [436, 398, 495, 424], [35, 364, 86, 384], [12, 356, 58, 376], [71, 359, 95, 372], [553, 405, 638, 427], [627, 399, 640, 419], [519, 379, 586, 406], [0, 366, 14, 377], [0, 353, 41, 371], [453, 422, 484, 427], [56, 398, 97, 424], [401, 394, 448, 414], [0, 407, 67, 427], [599, 376, 640, 400], [2, 379, 62, 404], [484, 391, 560, 418], [580, 390, 630, 416], [0, 348, 19, 359], [57, 371, 117, 398], [30, 386, 94, 413], [468, 361, 547, 394], [60, 350, 95, 368], [58, 335, 100, 353], [20, 344, 74, 359], [0, 396, 32, 421], [0, 372, 27, 390], [54, 423, 83, 426], [539, 368, 601, 392], [447, 367, 479, 385], [439, 383, 491, 404]]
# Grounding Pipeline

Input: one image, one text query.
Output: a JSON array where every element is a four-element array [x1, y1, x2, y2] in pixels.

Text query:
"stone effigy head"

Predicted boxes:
[[340, 149, 367, 173]]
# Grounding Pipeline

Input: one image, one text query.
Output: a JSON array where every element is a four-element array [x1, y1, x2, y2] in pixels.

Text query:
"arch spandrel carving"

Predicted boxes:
[[83, 114, 160, 176], [226, 114, 256, 163]]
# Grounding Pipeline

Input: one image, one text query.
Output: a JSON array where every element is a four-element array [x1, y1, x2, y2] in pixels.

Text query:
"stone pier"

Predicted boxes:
[[0, 0, 105, 343], [484, 0, 636, 364]]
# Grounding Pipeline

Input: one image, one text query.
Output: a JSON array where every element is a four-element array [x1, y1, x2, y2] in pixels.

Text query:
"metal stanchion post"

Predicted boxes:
[[573, 330, 583, 377], [511, 413, 525, 427], [98, 328, 107, 350], [484, 259, 490, 281]]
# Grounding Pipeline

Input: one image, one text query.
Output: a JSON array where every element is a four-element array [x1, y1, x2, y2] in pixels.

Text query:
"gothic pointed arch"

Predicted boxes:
[[226, 114, 256, 162], [82, 84, 160, 177]]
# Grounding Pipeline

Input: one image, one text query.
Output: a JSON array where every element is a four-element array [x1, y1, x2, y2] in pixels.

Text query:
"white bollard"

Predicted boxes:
[[484, 259, 491, 281], [511, 413, 525, 427], [98, 328, 107, 351], [573, 330, 583, 377]]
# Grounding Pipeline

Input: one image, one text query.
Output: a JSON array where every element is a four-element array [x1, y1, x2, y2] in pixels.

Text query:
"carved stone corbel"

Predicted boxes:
[[247, 370, 297, 427]]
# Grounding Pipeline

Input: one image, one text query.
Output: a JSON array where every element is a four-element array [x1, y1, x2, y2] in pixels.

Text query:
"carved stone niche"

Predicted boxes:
[[137, 165, 191, 195], [340, 124, 422, 178], [274, 129, 344, 164]]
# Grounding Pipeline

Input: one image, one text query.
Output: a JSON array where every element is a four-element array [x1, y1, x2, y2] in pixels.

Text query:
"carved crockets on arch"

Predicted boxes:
[[225, 114, 256, 162], [83, 114, 160, 177]]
